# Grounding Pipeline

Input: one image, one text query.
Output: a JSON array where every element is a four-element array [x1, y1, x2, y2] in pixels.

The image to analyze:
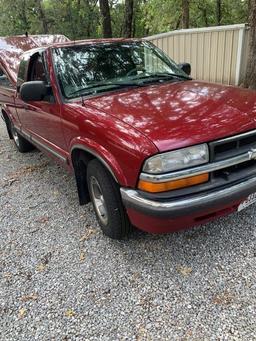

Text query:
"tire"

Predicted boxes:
[[2, 112, 13, 139], [10, 124, 34, 153], [87, 159, 132, 239]]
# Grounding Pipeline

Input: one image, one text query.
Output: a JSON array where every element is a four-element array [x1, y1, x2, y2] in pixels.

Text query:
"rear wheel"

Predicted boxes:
[[10, 124, 34, 153], [87, 159, 132, 239], [2, 112, 13, 139]]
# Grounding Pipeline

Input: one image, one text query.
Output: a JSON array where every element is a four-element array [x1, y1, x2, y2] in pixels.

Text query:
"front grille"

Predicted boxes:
[[210, 130, 256, 184], [209, 130, 256, 162]]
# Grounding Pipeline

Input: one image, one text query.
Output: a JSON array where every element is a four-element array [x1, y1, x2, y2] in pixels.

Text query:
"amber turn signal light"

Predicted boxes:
[[138, 173, 209, 193]]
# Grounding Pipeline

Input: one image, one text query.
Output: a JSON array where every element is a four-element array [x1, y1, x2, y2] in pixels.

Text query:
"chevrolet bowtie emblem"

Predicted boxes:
[[248, 148, 256, 160]]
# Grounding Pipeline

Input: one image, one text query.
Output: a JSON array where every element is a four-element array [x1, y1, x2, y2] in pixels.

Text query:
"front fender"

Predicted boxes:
[[69, 137, 128, 186]]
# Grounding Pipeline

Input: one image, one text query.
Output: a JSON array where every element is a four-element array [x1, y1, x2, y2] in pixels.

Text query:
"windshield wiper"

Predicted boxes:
[[135, 72, 192, 81], [155, 72, 192, 80], [68, 73, 191, 98], [68, 81, 144, 97]]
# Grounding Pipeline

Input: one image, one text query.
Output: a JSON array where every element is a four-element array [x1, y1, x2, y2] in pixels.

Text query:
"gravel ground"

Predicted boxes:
[[0, 119, 256, 341]]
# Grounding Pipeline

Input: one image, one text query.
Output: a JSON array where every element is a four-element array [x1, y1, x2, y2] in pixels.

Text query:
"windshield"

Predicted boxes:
[[53, 41, 190, 99]]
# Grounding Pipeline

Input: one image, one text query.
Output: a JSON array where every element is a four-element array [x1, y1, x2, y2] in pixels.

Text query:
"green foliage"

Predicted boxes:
[[141, 0, 182, 34], [0, 0, 250, 39], [190, 0, 248, 28], [110, 2, 125, 37]]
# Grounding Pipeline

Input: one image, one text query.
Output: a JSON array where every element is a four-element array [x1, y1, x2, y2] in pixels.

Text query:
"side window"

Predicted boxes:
[[27, 53, 53, 103], [28, 54, 47, 82], [0, 68, 13, 88]]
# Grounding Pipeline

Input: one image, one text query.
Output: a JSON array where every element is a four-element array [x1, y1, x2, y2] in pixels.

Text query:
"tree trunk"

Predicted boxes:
[[243, 0, 256, 88], [99, 0, 112, 38], [203, 8, 208, 27], [175, 15, 181, 30], [123, 0, 134, 38], [216, 0, 221, 25], [67, 0, 76, 40], [248, 0, 252, 21], [132, 6, 136, 37], [76, 0, 81, 36], [21, 0, 29, 32], [182, 0, 189, 29], [36, 0, 48, 33]]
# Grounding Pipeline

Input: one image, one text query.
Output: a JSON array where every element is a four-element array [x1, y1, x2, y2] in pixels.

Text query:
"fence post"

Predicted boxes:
[[235, 25, 246, 86]]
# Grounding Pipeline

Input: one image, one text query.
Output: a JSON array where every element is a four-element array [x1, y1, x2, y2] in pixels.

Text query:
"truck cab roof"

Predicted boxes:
[[0, 34, 69, 83]]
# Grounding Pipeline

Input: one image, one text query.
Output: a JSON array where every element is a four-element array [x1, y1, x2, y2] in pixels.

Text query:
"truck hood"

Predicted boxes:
[[85, 80, 256, 152]]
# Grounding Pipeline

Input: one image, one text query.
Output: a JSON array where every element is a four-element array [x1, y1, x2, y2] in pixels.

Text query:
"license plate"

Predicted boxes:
[[238, 192, 256, 212]]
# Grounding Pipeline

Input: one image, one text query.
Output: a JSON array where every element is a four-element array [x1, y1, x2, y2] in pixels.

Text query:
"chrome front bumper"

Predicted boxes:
[[120, 176, 256, 218]]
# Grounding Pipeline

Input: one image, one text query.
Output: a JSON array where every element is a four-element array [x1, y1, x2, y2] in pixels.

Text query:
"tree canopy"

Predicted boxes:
[[0, 0, 250, 39]]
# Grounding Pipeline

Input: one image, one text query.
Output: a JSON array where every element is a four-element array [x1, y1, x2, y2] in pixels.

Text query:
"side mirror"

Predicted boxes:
[[178, 63, 191, 76], [20, 81, 48, 102]]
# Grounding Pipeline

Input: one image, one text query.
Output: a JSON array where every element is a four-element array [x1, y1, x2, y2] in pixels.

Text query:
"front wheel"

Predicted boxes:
[[87, 159, 132, 239], [10, 124, 34, 153]]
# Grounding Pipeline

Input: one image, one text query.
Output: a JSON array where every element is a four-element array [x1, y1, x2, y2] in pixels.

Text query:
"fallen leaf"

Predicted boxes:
[[138, 296, 152, 308], [8, 162, 49, 180], [212, 291, 234, 305], [3, 272, 12, 280], [24, 162, 49, 173], [18, 308, 26, 318], [36, 263, 46, 272], [20, 294, 38, 302], [80, 229, 96, 241], [136, 325, 149, 341], [176, 265, 192, 276], [131, 271, 141, 283], [79, 252, 86, 261], [16, 250, 23, 257], [65, 309, 75, 317], [36, 216, 49, 224], [184, 330, 193, 339]]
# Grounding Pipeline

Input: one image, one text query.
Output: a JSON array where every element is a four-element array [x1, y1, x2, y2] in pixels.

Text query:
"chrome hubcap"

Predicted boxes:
[[90, 176, 108, 225]]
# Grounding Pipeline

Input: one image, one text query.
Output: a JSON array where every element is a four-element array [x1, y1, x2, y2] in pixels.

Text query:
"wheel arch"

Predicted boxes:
[[1, 108, 13, 139], [70, 142, 127, 205]]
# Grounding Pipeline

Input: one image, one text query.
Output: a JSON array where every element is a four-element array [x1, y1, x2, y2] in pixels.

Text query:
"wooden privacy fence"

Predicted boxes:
[[145, 24, 250, 86]]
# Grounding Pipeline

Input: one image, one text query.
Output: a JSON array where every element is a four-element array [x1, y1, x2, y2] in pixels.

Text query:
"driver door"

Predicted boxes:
[[16, 52, 67, 156]]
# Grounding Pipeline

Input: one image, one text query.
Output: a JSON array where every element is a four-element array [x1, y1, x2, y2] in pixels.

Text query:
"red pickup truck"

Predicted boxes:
[[1, 34, 256, 239]]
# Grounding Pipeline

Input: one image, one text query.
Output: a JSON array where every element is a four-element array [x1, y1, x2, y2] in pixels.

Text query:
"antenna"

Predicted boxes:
[[81, 94, 85, 107]]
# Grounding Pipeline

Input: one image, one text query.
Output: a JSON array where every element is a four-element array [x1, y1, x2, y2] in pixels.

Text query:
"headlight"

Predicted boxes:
[[143, 144, 209, 174]]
